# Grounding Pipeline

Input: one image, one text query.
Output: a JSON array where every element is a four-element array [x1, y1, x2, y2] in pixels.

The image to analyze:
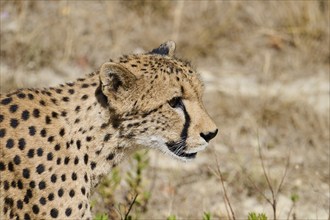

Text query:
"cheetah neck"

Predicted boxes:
[[47, 72, 131, 189]]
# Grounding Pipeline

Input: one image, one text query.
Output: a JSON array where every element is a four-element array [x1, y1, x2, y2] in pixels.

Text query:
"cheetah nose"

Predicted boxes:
[[200, 129, 218, 142]]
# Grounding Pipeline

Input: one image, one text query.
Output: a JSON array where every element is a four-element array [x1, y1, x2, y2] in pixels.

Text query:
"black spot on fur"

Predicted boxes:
[[47, 152, 53, 161], [40, 129, 47, 137], [17, 93, 26, 99], [24, 214, 31, 220], [27, 149, 34, 158], [51, 111, 58, 118], [74, 156, 79, 165], [39, 100, 46, 106], [71, 172, 77, 180], [107, 153, 115, 161], [76, 140, 81, 150], [103, 133, 111, 142], [6, 139, 14, 149], [0, 162, 5, 171], [54, 144, 61, 151], [5, 197, 14, 207], [58, 188, 64, 197], [48, 193, 54, 201], [37, 148, 43, 156], [29, 126, 36, 136], [18, 138, 26, 150], [0, 129, 5, 138], [81, 187, 86, 195], [84, 154, 88, 165], [59, 128, 65, 136], [1, 97, 12, 105], [9, 104, 18, 113], [38, 181, 46, 190], [81, 94, 89, 100], [65, 207, 72, 216], [45, 116, 52, 124], [51, 174, 57, 183], [13, 155, 21, 165], [21, 110, 30, 120], [22, 168, 30, 179], [17, 179, 23, 189], [8, 162, 14, 171], [36, 164, 45, 174], [28, 93, 34, 100], [61, 111, 67, 117], [62, 97, 70, 102], [33, 109, 40, 118], [39, 197, 46, 205], [64, 157, 70, 165], [68, 189, 75, 198], [50, 208, 58, 218], [51, 98, 58, 105], [90, 162, 96, 170], [47, 136, 54, 143], [17, 200, 23, 209], [10, 118, 19, 128], [32, 204, 40, 214]]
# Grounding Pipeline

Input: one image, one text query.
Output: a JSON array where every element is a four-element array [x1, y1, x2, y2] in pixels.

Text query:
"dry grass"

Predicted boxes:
[[1, 1, 329, 219]]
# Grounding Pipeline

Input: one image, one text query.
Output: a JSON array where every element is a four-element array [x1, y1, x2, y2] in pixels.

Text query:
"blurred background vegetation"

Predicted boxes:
[[0, 1, 329, 219]]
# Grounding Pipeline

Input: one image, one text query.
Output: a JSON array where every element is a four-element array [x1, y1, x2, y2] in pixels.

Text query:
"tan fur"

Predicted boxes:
[[0, 41, 217, 219]]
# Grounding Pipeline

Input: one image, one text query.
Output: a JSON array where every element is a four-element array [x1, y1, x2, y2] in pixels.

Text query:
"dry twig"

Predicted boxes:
[[212, 154, 236, 220]]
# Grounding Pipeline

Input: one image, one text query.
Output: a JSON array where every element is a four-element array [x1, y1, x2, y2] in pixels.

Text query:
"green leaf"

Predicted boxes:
[[291, 193, 299, 203], [167, 215, 177, 220], [248, 212, 267, 220], [94, 213, 109, 220], [203, 211, 211, 220]]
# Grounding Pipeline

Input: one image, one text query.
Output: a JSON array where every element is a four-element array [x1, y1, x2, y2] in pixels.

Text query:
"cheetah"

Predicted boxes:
[[0, 41, 218, 219]]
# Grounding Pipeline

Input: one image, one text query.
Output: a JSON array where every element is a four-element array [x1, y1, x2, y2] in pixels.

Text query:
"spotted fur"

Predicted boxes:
[[0, 41, 217, 219]]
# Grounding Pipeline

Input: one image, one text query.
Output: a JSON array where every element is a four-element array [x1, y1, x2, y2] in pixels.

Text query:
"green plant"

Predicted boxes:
[[167, 215, 177, 220], [94, 166, 122, 219], [124, 151, 150, 214], [203, 212, 212, 220], [94, 213, 109, 220], [94, 151, 150, 220], [110, 151, 150, 220], [287, 193, 299, 220], [98, 167, 121, 200], [248, 212, 268, 220]]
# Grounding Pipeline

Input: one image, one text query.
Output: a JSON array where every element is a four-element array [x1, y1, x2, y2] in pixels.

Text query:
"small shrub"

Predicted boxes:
[[203, 212, 212, 220], [248, 212, 268, 220]]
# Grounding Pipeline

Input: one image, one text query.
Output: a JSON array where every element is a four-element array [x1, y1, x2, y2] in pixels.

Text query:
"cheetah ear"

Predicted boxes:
[[100, 62, 136, 94], [149, 41, 176, 57]]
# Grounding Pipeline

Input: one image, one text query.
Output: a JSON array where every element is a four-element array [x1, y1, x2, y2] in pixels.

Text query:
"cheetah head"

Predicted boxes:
[[99, 41, 218, 161]]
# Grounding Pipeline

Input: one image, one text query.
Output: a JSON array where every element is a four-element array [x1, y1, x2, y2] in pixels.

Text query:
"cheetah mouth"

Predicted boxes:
[[177, 151, 197, 159], [165, 141, 197, 159]]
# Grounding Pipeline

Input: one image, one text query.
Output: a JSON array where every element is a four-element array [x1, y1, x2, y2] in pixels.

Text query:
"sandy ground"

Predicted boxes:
[[1, 1, 329, 219]]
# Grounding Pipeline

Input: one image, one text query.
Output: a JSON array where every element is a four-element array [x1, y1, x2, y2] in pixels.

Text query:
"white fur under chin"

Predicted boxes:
[[135, 135, 206, 162]]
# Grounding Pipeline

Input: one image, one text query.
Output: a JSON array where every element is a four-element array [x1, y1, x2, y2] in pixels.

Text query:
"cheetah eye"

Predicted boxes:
[[168, 97, 182, 108]]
